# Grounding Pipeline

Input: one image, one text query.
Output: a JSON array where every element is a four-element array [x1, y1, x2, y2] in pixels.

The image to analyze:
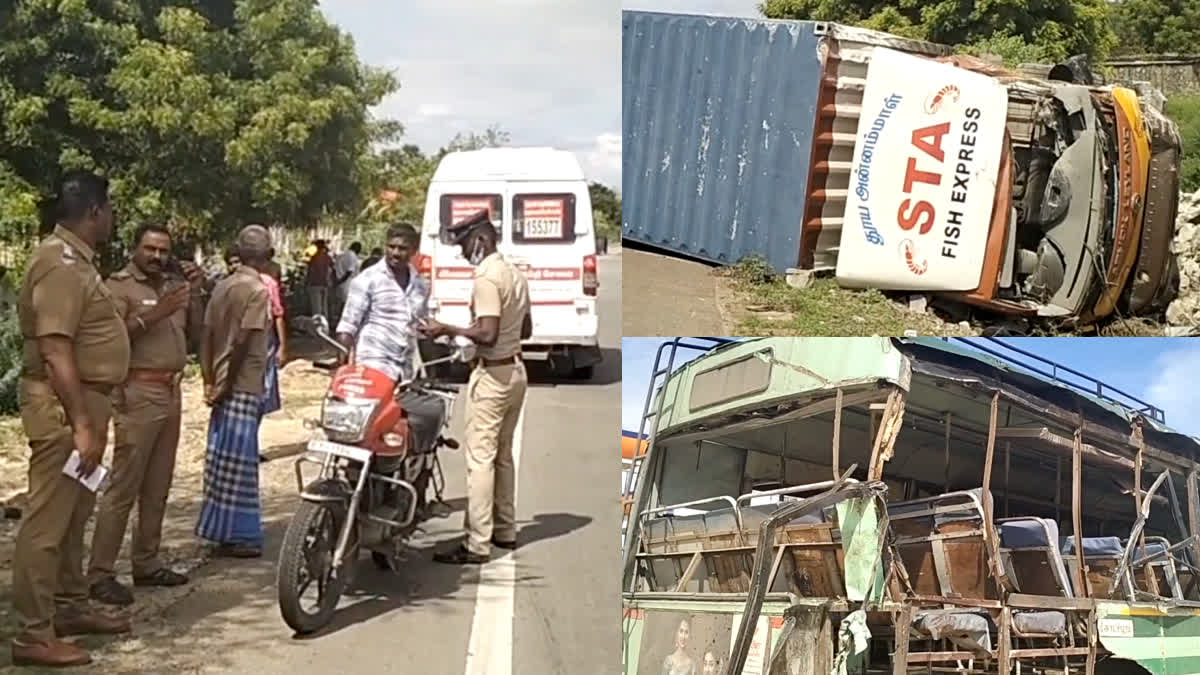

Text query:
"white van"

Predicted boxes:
[[417, 148, 602, 378]]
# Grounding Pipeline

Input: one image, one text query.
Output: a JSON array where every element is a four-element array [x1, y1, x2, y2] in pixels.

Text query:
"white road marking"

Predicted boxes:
[[464, 400, 524, 675]]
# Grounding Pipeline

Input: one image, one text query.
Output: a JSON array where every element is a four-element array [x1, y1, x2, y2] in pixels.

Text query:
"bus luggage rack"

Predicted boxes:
[[944, 337, 1165, 424]]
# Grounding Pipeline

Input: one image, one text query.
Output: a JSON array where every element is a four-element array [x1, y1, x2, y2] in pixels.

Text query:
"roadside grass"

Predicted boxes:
[[721, 257, 1170, 337], [722, 258, 975, 337]]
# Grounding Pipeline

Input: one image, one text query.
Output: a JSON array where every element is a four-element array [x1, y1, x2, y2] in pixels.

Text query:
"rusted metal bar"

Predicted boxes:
[[982, 391, 1010, 591], [868, 388, 907, 481], [1165, 464, 1191, 544], [892, 605, 913, 675], [832, 388, 843, 481], [997, 607, 1012, 674], [943, 411, 952, 492], [1132, 422, 1159, 596], [1073, 424, 1088, 597], [1086, 607, 1097, 675]]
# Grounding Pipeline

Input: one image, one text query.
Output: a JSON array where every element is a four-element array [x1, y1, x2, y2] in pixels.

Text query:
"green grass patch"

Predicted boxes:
[[723, 258, 975, 336], [1168, 94, 1200, 193]]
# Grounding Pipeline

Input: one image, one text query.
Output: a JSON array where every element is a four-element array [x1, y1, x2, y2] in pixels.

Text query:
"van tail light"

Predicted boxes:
[[415, 253, 433, 284], [582, 255, 598, 296]]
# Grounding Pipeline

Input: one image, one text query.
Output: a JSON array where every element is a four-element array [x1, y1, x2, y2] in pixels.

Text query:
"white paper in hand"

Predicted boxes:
[[62, 450, 108, 493]]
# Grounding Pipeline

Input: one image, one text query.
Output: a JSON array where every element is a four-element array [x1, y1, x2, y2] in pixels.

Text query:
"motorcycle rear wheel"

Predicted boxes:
[[277, 500, 350, 634]]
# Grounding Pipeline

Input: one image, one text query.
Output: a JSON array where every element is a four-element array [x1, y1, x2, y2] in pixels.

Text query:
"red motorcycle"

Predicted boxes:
[[276, 316, 473, 634]]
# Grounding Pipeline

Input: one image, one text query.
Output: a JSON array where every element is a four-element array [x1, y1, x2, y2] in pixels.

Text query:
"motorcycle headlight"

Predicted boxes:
[[321, 398, 378, 443]]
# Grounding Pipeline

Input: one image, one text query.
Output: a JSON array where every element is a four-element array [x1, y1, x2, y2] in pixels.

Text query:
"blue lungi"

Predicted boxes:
[[196, 390, 264, 547], [262, 331, 282, 415]]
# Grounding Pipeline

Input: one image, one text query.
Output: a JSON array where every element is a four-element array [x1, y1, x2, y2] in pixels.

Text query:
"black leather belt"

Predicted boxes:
[[476, 356, 519, 367]]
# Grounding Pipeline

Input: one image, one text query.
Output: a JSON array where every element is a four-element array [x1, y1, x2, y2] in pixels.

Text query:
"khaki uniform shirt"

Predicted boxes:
[[470, 252, 530, 361], [201, 266, 270, 395], [19, 226, 130, 385], [106, 263, 191, 373]]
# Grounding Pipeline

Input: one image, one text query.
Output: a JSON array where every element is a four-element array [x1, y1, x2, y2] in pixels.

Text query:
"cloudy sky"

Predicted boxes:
[[622, 0, 761, 16], [317, 0, 621, 187]]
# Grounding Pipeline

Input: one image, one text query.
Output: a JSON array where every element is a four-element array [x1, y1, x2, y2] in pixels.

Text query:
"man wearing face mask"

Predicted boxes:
[[421, 210, 531, 565]]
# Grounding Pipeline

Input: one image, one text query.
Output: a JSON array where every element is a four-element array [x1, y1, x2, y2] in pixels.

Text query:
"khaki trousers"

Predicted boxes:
[[12, 379, 114, 641], [88, 381, 181, 580], [464, 361, 527, 555]]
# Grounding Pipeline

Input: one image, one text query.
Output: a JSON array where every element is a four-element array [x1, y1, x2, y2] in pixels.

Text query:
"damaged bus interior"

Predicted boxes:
[[621, 337, 1200, 675]]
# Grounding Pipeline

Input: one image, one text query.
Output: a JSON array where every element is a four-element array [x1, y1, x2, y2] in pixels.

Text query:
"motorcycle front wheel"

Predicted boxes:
[[277, 500, 351, 634]]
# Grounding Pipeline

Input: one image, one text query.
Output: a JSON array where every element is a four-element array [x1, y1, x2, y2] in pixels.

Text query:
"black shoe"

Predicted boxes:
[[433, 545, 489, 565], [88, 577, 134, 607], [213, 544, 262, 558], [491, 537, 517, 550], [133, 568, 189, 587]]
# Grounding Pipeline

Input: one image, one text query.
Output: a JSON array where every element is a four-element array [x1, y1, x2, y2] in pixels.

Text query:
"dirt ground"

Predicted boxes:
[[0, 336, 337, 670]]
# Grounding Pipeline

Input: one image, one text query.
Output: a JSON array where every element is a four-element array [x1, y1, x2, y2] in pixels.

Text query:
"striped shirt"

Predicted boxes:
[[334, 261, 429, 382]]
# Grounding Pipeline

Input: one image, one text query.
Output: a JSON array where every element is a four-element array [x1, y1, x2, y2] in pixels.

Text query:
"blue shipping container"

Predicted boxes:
[[622, 10, 946, 273]]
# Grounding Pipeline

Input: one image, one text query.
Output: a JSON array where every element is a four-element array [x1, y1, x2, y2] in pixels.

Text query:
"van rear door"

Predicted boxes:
[[502, 182, 599, 348]]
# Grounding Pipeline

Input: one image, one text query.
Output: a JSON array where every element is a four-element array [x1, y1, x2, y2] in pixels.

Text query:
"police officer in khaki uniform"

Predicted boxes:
[[87, 223, 206, 606], [12, 171, 132, 667], [422, 210, 532, 565]]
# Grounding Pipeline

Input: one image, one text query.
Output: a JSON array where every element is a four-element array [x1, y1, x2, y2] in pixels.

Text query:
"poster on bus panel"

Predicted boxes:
[[835, 47, 1008, 291], [449, 196, 499, 226], [517, 197, 566, 240]]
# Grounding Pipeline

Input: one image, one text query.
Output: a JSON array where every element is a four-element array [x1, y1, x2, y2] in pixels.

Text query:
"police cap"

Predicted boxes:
[[444, 209, 496, 246]]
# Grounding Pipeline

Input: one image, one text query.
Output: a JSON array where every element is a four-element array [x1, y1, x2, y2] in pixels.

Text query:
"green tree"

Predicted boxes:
[[1109, 0, 1200, 56], [357, 125, 511, 234], [437, 124, 511, 156], [760, 0, 1117, 64], [588, 181, 621, 238], [0, 0, 396, 252]]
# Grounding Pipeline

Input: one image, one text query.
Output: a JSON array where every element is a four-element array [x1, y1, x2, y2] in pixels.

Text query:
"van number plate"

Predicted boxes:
[[1098, 618, 1134, 637], [522, 218, 562, 239]]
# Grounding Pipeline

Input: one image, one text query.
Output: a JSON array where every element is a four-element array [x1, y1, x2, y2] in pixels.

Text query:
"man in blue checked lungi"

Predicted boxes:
[[196, 225, 273, 558]]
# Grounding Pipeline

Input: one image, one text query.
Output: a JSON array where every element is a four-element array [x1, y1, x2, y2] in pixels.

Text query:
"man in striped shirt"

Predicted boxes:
[[334, 224, 429, 384]]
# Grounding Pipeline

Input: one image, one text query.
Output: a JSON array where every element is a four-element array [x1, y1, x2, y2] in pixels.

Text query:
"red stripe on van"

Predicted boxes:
[[438, 300, 577, 307], [435, 268, 475, 280], [435, 266, 581, 281], [522, 268, 582, 281]]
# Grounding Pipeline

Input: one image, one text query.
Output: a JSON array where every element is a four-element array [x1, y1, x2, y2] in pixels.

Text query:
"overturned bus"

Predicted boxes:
[[621, 338, 1200, 674]]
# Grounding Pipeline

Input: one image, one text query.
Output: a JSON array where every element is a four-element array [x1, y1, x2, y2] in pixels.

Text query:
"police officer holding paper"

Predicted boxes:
[[12, 171, 132, 667]]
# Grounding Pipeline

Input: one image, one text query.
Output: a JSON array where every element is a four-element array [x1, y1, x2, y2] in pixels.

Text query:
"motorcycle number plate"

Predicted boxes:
[[308, 440, 373, 464]]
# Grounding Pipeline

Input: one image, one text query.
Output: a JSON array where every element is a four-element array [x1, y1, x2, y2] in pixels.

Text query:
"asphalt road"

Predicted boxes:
[[622, 247, 724, 337], [60, 254, 622, 675]]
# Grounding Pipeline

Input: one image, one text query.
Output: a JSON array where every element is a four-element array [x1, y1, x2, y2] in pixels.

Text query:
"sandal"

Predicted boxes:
[[133, 568, 189, 587], [88, 577, 134, 607]]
